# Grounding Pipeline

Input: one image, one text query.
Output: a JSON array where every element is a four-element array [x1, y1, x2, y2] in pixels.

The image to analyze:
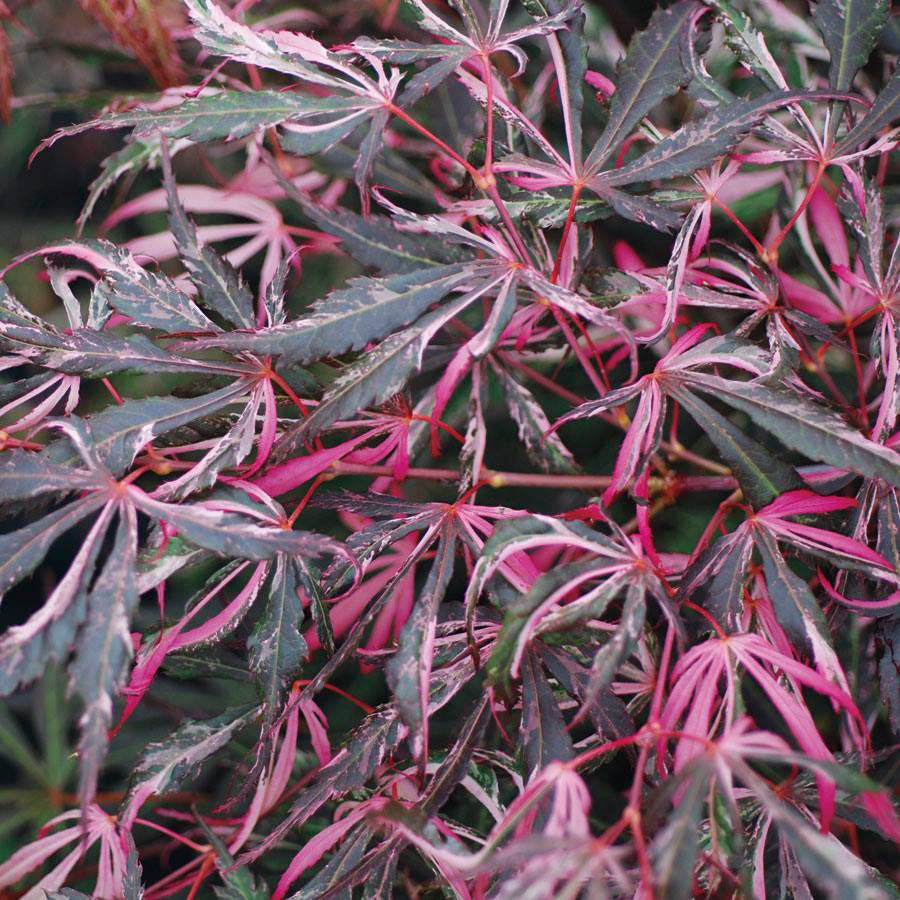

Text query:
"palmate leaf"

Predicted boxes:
[[584, 0, 698, 174], [280, 272, 508, 444], [685, 374, 900, 487], [0, 419, 341, 674], [813, 0, 890, 92], [746, 768, 896, 900], [239, 705, 405, 865], [152, 393, 270, 502], [182, 263, 479, 366], [185, 0, 398, 208], [240, 656, 476, 867]]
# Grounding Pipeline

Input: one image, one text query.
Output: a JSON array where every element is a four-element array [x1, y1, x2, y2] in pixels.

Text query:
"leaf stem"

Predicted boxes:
[[550, 184, 582, 284], [325, 461, 734, 493], [764, 162, 826, 261]]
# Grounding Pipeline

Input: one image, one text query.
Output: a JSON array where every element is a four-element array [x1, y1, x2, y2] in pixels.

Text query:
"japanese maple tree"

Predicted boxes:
[[0, 0, 898, 896]]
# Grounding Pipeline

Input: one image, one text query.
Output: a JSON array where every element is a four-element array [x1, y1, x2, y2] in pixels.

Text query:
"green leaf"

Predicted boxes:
[[0, 451, 103, 502], [0, 501, 117, 695], [709, 0, 790, 89], [486, 561, 621, 698], [469, 277, 517, 358], [33, 239, 218, 333], [77, 137, 174, 233], [193, 816, 269, 900], [134, 494, 344, 562], [185, 263, 476, 367], [248, 557, 307, 723], [122, 706, 258, 826], [519, 649, 574, 775], [582, 582, 646, 714], [650, 765, 709, 899], [45, 382, 252, 476], [585, 0, 698, 173], [494, 365, 578, 474], [834, 68, 900, 155], [421, 695, 491, 814], [542, 646, 635, 740], [70, 507, 139, 809], [355, 107, 391, 215], [86, 93, 370, 147], [760, 793, 896, 899], [671, 386, 804, 509], [15, 330, 243, 378], [386, 524, 456, 772], [525, 0, 587, 162], [288, 826, 372, 899], [813, 0, 889, 91], [596, 91, 830, 188], [296, 196, 471, 274], [398, 48, 471, 107], [0, 495, 107, 601], [279, 112, 370, 156], [466, 515, 582, 613], [161, 147, 255, 329], [875, 615, 900, 737], [400, 0, 474, 45], [284, 278, 500, 441], [686, 374, 900, 487], [239, 706, 406, 863], [753, 527, 832, 656], [703, 533, 753, 631], [187, 0, 376, 89]]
